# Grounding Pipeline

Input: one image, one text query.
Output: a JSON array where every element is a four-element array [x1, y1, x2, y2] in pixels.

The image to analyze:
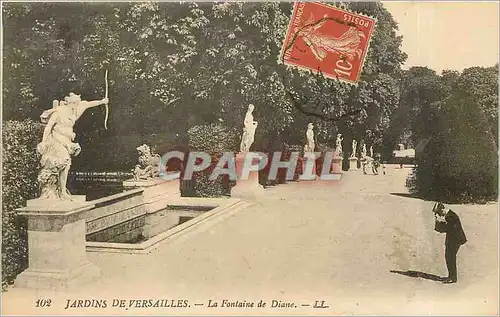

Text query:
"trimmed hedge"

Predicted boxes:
[[187, 123, 238, 197], [259, 138, 289, 187], [315, 143, 336, 177], [2, 120, 43, 289], [407, 93, 498, 203]]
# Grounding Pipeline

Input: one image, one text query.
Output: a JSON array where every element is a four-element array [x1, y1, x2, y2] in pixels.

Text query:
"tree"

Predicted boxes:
[[408, 66, 498, 202], [454, 66, 498, 146], [2, 2, 407, 171], [190, 2, 407, 160]]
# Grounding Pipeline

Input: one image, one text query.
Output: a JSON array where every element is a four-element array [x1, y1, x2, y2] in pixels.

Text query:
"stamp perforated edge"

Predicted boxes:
[[277, 2, 378, 86]]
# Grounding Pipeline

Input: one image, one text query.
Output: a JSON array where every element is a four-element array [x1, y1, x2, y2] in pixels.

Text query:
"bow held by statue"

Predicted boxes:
[[104, 70, 109, 130]]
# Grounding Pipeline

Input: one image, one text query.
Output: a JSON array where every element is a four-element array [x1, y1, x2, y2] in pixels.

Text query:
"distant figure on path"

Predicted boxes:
[[433, 202, 467, 284], [372, 154, 381, 174]]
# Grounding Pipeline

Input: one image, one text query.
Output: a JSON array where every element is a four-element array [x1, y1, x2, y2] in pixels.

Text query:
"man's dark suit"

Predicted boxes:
[[435, 210, 467, 281]]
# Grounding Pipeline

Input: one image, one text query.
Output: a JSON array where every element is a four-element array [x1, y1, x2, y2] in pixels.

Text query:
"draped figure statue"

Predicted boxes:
[[239, 104, 258, 153], [351, 140, 357, 158], [335, 133, 343, 157], [303, 123, 315, 153], [37, 92, 108, 200]]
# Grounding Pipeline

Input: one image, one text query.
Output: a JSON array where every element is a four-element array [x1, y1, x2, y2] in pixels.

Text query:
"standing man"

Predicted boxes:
[[433, 202, 467, 284], [372, 153, 381, 175]]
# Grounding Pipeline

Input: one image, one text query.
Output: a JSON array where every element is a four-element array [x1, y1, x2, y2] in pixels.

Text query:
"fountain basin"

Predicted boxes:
[[86, 197, 248, 254]]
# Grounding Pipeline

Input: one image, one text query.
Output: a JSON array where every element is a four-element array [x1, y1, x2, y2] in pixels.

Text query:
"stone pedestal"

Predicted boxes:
[[348, 157, 359, 171], [123, 176, 181, 239], [300, 157, 317, 181], [123, 176, 180, 212], [232, 153, 264, 198], [360, 158, 371, 174], [331, 156, 343, 174], [14, 196, 101, 290], [293, 157, 304, 181]]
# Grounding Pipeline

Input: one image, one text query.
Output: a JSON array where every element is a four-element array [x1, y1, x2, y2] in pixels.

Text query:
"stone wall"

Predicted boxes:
[[84, 188, 146, 243], [87, 215, 146, 243]]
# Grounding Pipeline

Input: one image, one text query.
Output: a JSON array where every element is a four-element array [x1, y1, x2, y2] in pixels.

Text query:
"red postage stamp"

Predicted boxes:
[[280, 2, 376, 84]]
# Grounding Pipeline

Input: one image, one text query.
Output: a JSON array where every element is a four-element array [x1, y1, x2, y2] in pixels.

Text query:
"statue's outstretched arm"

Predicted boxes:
[[82, 98, 108, 110], [75, 98, 108, 119]]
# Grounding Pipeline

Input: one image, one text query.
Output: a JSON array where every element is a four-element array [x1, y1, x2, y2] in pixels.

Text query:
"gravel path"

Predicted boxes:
[[3, 165, 497, 315]]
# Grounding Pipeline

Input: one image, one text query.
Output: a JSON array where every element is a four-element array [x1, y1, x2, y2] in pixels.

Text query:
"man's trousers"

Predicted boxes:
[[445, 243, 461, 281]]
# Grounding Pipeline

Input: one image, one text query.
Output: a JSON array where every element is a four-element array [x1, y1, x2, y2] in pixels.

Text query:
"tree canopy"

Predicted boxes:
[[402, 65, 498, 203], [3, 2, 407, 170]]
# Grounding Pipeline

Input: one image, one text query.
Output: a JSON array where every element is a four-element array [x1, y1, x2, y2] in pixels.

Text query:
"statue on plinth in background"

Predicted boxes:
[[37, 93, 109, 200], [360, 142, 372, 173], [335, 133, 343, 157], [133, 144, 161, 180], [239, 104, 258, 153], [303, 123, 315, 153], [370, 145, 374, 158], [350, 139, 357, 158]]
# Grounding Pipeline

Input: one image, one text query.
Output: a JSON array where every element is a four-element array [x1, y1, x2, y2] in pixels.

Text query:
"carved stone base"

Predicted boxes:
[[232, 179, 265, 198], [348, 157, 359, 171], [14, 261, 100, 290], [123, 177, 181, 212], [331, 156, 343, 174], [300, 158, 317, 181], [232, 153, 264, 199], [26, 195, 86, 209], [15, 200, 100, 290]]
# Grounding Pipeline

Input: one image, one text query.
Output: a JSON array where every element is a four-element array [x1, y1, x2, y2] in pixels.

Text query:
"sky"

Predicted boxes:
[[382, 1, 499, 73]]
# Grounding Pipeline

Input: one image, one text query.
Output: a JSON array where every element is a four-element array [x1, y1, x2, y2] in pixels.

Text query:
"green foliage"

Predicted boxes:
[[187, 123, 238, 197], [75, 132, 178, 172], [190, 169, 230, 198], [188, 123, 238, 154], [2, 2, 407, 170], [2, 120, 43, 289], [382, 66, 449, 160], [455, 66, 498, 146], [284, 143, 304, 181], [407, 66, 498, 203], [278, 2, 406, 151]]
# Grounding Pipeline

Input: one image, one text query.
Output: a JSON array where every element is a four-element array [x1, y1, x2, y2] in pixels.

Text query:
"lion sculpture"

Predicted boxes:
[[133, 144, 161, 180]]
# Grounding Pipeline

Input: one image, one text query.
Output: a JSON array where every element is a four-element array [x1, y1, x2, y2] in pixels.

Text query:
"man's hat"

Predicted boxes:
[[433, 202, 445, 212]]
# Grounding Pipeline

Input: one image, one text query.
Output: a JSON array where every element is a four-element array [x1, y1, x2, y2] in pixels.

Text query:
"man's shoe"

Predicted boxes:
[[442, 278, 457, 284]]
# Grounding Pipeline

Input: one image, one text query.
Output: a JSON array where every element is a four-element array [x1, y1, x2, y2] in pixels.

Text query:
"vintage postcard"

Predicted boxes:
[[1, 1, 498, 316]]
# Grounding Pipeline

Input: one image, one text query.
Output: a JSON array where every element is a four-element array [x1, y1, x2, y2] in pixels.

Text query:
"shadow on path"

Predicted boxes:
[[390, 193, 471, 205], [390, 193, 428, 201], [390, 270, 444, 282]]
